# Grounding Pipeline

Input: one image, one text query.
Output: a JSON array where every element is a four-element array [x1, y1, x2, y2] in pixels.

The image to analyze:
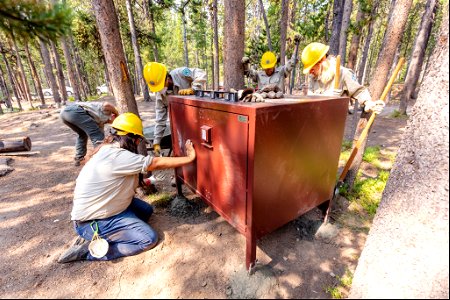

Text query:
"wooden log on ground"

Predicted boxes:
[[0, 137, 32, 153]]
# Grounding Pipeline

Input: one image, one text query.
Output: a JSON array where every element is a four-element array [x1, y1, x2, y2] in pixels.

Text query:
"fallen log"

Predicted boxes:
[[0, 137, 32, 153]]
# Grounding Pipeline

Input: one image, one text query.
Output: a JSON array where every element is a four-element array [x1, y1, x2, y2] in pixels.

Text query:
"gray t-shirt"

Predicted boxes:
[[77, 102, 113, 126], [71, 143, 153, 221]]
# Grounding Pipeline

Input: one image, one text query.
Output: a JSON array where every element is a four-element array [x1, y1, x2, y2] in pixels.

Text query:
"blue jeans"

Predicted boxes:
[[74, 198, 159, 261], [60, 105, 105, 160]]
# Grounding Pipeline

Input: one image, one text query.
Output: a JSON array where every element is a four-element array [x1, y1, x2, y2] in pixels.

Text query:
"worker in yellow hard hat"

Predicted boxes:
[[143, 62, 206, 156], [242, 50, 297, 93], [57, 112, 196, 263], [301, 42, 385, 114]]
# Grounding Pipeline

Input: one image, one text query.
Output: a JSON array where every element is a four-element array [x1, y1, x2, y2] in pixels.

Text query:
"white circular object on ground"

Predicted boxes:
[[89, 238, 109, 258]]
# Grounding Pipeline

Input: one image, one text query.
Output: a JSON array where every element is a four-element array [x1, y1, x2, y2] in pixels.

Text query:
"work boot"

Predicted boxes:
[[74, 157, 85, 167], [57, 237, 90, 263]]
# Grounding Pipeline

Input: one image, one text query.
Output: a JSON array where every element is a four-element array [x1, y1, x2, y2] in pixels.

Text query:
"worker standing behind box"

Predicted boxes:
[[301, 42, 385, 114], [143, 62, 207, 156], [242, 51, 296, 96]]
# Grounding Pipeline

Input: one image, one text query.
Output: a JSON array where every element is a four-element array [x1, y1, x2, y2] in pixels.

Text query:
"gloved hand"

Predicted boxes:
[[332, 89, 343, 97], [153, 144, 161, 156], [364, 99, 385, 114], [241, 56, 250, 64], [178, 88, 194, 95]]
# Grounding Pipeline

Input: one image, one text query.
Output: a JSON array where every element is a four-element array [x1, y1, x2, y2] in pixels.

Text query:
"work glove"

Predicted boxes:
[[153, 144, 161, 156], [178, 88, 195, 95], [364, 99, 385, 114], [332, 89, 343, 97]]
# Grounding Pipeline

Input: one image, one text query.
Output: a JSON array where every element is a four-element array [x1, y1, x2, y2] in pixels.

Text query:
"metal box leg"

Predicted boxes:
[[245, 231, 256, 270]]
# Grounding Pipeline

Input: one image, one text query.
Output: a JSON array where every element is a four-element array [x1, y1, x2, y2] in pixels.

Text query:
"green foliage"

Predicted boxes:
[[362, 146, 381, 163], [349, 170, 390, 216], [0, 0, 73, 41], [389, 109, 409, 119], [147, 192, 173, 207], [325, 286, 343, 299]]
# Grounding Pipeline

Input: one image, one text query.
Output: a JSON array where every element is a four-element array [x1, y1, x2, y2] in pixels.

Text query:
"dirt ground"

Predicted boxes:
[[0, 96, 407, 299]]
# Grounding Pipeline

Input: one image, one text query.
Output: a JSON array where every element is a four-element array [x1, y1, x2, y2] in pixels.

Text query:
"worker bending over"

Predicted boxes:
[[60, 101, 119, 166]]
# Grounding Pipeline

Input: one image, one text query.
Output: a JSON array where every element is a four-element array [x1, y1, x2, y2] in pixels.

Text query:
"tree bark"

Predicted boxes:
[[92, 0, 146, 154], [329, 0, 344, 55], [357, 1, 379, 83], [126, 0, 150, 102], [11, 35, 33, 108], [259, 0, 273, 52], [279, 0, 289, 66], [345, 0, 413, 190], [70, 35, 90, 97], [181, 10, 189, 67], [211, 0, 220, 90], [347, 2, 366, 70], [0, 42, 21, 106], [339, 0, 354, 64], [24, 43, 45, 106], [350, 8, 449, 297], [0, 64, 13, 111], [39, 40, 62, 106], [223, 0, 245, 90], [50, 42, 66, 105], [92, 0, 139, 114], [61, 37, 82, 102], [399, 0, 437, 115]]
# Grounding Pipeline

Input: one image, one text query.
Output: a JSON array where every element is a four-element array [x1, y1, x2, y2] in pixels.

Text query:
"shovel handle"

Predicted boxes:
[[334, 55, 341, 90], [338, 57, 405, 182]]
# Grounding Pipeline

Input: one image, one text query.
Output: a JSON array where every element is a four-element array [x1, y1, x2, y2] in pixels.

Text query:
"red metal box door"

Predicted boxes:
[[170, 102, 249, 232]]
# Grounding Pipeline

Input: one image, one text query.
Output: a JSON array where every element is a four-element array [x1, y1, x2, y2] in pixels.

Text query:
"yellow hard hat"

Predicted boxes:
[[301, 42, 330, 74], [261, 51, 277, 69], [112, 112, 144, 137], [143, 62, 167, 92]]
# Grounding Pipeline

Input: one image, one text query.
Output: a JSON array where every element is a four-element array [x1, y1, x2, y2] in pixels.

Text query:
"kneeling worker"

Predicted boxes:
[[58, 112, 196, 263]]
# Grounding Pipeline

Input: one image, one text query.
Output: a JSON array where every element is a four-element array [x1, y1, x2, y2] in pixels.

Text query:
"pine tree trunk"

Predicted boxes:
[[181, 10, 189, 67], [11, 35, 33, 108], [50, 42, 66, 105], [212, 0, 220, 89], [324, 2, 332, 42], [279, 0, 289, 66], [61, 37, 82, 102], [347, 3, 366, 70], [126, 0, 150, 102], [70, 36, 90, 98], [24, 43, 45, 106], [91, 0, 139, 114], [339, 0, 353, 64], [0, 64, 13, 111], [259, 0, 273, 52], [399, 0, 438, 115], [223, 0, 245, 90], [329, 0, 344, 55], [345, 0, 413, 190], [350, 8, 449, 297], [357, 1, 379, 83], [92, 0, 146, 154], [0, 42, 21, 105], [39, 40, 62, 106]]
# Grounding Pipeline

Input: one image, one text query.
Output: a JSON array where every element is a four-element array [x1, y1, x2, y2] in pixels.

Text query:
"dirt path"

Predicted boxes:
[[0, 97, 407, 298]]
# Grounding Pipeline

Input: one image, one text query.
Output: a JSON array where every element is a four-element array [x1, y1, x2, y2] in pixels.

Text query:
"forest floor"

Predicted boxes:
[[0, 95, 408, 299]]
